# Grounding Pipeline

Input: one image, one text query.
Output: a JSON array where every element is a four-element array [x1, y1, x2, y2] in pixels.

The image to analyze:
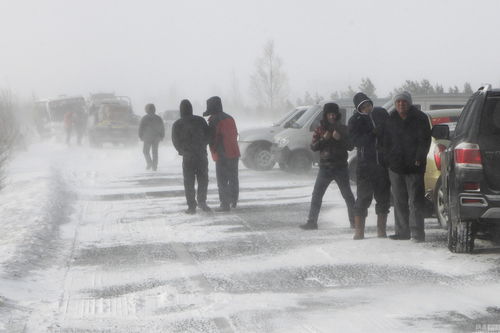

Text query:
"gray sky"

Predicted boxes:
[[1, 0, 499, 111]]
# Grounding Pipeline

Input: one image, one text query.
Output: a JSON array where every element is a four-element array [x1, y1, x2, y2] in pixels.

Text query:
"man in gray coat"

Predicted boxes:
[[383, 92, 431, 242], [139, 104, 165, 171]]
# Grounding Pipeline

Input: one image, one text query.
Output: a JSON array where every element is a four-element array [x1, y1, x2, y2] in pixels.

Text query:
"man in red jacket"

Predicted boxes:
[[203, 96, 240, 212]]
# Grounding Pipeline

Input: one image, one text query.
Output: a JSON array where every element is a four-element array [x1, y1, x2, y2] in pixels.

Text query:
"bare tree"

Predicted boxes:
[[250, 40, 289, 114], [358, 78, 377, 98], [0, 89, 20, 190]]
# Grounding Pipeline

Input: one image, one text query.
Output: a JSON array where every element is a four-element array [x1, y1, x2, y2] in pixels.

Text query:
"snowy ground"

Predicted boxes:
[[1, 141, 500, 333]]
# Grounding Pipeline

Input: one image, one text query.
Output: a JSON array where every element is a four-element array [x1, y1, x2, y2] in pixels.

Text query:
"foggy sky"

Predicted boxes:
[[1, 0, 499, 111]]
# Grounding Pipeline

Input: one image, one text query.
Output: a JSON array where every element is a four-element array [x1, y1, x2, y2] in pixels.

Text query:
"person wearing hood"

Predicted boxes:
[[300, 103, 355, 230], [138, 103, 165, 171], [203, 96, 240, 212], [348, 92, 390, 240], [383, 91, 431, 242], [172, 99, 211, 214]]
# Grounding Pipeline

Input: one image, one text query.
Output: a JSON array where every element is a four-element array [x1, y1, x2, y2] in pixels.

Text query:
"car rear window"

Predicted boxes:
[[480, 97, 500, 137]]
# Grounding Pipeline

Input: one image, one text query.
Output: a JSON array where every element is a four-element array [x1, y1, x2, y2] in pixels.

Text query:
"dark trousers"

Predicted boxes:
[[354, 163, 391, 217], [65, 127, 72, 144], [389, 170, 426, 238], [215, 158, 239, 208], [307, 166, 355, 226], [143, 140, 160, 169], [183, 155, 209, 209]]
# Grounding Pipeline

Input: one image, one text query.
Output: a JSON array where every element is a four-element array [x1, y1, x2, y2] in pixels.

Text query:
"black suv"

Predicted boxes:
[[433, 85, 500, 253]]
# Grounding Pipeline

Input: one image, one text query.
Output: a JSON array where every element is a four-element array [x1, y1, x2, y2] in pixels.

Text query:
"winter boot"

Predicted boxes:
[[185, 207, 196, 215], [377, 214, 388, 238], [300, 221, 318, 230], [353, 216, 365, 240], [199, 203, 212, 213], [215, 204, 230, 212]]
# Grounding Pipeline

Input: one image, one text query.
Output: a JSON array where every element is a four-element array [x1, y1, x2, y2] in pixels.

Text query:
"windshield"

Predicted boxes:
[[273, 108, 302, 126], [47, 98, 86, 122], [290, 105, 321, 129]]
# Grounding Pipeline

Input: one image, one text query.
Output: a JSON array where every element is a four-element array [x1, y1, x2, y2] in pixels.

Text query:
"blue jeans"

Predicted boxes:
[[307, 166, 355, 226]]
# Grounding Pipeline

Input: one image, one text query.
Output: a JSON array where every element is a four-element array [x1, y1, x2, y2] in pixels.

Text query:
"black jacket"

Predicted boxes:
[[139, 111, 165, 142], [348, 107, 389, 166], [172, 107, 209, 158], [311, 118, 353, 169], [383, 106, 431, 174]]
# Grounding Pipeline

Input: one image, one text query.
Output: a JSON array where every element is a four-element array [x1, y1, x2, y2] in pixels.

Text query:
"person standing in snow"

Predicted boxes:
[[300, 103, 355, 230], [383, 91, 431, 242], [172, 99, 212, 214], [138, 103, 165, 171], [64, 110, 74, 145], [348, 92, 391, 240], [203, 96, 240, 212]]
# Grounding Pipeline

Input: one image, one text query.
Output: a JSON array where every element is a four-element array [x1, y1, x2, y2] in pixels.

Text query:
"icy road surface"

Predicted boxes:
[[1, 142, 500, 332]]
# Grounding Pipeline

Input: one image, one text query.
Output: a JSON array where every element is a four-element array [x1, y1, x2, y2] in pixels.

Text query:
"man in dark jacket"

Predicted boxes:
[[203, 96, 240, 212], [348, 92, 391, 240], [172, 99, 211, 214], [384, 91, 431, 242], [300, 103, 355, 230], [138, 104, 165, 171]]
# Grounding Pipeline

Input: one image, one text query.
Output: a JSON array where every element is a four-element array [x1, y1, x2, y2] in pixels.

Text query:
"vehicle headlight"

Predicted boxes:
[[276, 137, 289, 148]]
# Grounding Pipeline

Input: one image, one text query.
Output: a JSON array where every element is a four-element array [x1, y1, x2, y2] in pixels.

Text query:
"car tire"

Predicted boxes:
[[434, 177, 447, 229], [288, 151, 312, 174], [250, 143, 275, 171], [448, 219, 475, 253], [241, 157, 254, 170]]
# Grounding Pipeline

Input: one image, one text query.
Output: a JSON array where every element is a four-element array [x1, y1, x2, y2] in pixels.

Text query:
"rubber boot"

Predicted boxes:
[[353, 216, 365, 240], [377, 214, 387, 238]]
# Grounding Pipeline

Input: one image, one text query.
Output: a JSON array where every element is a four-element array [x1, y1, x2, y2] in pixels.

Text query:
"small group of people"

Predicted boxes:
[[138, 96, 240, 214], [138, 91, 431, 243], [300, 91, 431, 243]]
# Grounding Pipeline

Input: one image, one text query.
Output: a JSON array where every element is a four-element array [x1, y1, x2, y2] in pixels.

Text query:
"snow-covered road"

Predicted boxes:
[[1, 142, 500, 332]]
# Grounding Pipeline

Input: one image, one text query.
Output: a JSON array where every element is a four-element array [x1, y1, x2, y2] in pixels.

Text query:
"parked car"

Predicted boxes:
[[424, 109, 461, 224], [88, 99, 139, 147], [433, 85, 500, 253], [238, 106, 308, 170], [271, 102, 349, 173]]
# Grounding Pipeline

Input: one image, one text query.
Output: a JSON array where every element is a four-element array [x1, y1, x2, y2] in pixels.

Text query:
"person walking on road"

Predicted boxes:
[[172, 99, 212, 214], [300, 103, 355, 230], [139, 103, 165, 171], [348, 92, 391, 240], [203, 96, 240, 212], [383, 91, 431, 242]]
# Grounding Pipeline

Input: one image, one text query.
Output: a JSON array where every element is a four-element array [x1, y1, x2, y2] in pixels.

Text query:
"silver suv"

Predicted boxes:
[[238, 106, 308, 170]]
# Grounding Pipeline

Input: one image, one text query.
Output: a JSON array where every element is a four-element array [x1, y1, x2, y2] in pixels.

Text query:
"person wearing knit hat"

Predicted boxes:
[[348, 92, 390, 240], [172, 99, 212, 214], [300, 102, 355, 230], [138, 103, 165, 171], [384, 91, 431, 242], [203, 96, 240, 212]]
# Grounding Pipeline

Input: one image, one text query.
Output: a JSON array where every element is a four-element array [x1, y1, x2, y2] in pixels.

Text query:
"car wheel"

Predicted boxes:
[[288, 151, 312, 174], [241, 157, 255, 170], [448, 219, 475, 253], [434, 177, 447, 229], [251, 144, 275, 171]]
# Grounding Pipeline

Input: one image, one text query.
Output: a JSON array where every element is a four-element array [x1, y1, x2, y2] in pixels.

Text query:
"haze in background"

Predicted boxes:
[[1, 0, 499, 113]]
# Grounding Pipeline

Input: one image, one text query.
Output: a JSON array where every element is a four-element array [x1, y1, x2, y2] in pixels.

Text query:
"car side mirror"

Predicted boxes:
[[432, 124, 450, 140]]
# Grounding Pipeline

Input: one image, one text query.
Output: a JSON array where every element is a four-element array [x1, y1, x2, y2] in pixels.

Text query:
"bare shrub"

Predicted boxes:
[[0, 89, 20, 190]]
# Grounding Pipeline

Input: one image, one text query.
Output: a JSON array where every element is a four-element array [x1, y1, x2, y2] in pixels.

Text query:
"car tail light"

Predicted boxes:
[[434, 143, 446, 170], [463, 182, 480, 191], [454, 142, 482, 169], [432, 117, 451, 126]]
